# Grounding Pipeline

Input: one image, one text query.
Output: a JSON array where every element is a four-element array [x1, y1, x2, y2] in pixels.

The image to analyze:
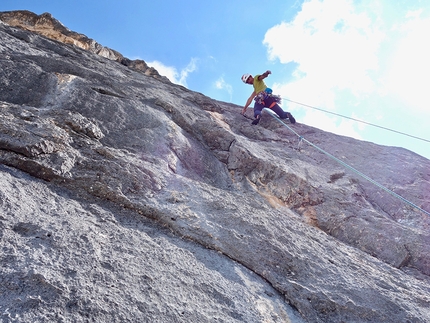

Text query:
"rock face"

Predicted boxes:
[[0, 10, 166, 80], [1, 11, 430, 323]]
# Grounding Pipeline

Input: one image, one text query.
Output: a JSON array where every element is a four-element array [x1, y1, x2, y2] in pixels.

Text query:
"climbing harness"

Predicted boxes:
[[264, 109, 430, 217], [254, 89, 282, 108]]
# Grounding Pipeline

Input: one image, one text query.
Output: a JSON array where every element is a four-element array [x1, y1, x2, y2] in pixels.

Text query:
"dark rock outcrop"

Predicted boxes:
[[0, 11, 429, 323]]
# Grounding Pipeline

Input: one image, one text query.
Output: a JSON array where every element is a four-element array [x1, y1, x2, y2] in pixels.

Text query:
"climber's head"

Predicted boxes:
[[241, 73, 253, 84]]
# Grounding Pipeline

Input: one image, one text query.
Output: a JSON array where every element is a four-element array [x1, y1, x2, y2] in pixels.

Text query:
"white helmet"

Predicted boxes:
[[241, 73, 251, 83]]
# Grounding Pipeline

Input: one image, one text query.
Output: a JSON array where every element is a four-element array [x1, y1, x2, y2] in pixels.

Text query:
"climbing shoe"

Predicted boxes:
[[286, 112, 296, 124], [252, 117, 260, 125]]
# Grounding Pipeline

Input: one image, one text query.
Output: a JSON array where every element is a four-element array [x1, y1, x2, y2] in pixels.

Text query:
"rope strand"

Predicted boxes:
[[266, 110, 430, 217], [283, 98, 430, 143]]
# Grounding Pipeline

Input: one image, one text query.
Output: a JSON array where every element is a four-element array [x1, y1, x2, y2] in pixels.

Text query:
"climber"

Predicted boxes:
[[241, 70, 295, 125]]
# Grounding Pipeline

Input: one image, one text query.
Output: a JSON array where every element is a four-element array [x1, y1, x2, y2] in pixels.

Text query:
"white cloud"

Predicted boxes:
[[263, 0, 430, 150], [147, 58, 198, 87], [146, 60, 177, 82], [381, 12, 430, 113], [302, 110, 363, 140], [178, 58, 199, 86], [214, 76, 233, 101], [264, 0, 382, 98]]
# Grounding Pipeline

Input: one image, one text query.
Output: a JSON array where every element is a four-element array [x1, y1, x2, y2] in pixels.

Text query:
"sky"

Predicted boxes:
[[2, 0, 430, 160]]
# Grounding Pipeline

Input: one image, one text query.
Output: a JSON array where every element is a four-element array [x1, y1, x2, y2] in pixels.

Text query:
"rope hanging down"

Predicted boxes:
[[266, 110, 430, 217], [283, 98, 430, 144]]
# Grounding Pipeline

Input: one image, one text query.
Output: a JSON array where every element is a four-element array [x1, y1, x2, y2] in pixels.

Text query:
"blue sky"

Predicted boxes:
[[2, 0, 430, 160]]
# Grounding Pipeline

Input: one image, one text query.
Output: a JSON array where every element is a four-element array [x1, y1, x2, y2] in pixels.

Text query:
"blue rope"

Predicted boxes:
[[266, 110, 430, 217]]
